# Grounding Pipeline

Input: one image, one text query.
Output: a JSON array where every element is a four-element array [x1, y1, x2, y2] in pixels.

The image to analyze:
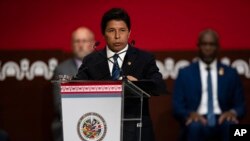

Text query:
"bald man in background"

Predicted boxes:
[[55, 27, 95, 76], [52, 27, 95, 141]]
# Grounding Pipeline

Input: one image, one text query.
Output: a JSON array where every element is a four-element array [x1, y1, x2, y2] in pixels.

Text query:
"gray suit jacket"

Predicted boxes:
[[52, 58, 78, 141], [54, 58, 78, 77], [53, 58, 78, 114]]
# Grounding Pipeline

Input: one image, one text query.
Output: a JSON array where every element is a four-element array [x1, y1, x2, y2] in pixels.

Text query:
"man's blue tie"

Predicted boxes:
[[111, 54, 120, 80], [206, 67, 216, 126]]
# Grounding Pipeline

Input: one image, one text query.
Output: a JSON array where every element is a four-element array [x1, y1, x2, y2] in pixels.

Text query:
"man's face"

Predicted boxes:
[[72, 29, 95, 60], [198, 33, 219, 64], [104, 20, 130, 52]]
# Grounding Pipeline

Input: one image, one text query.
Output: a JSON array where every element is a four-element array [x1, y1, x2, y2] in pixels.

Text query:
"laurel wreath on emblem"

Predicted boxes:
[[77, 112, 107, 141]]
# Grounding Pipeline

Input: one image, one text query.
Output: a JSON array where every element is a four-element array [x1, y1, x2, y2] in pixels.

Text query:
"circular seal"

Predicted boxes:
[[77, 112, 107, 141]]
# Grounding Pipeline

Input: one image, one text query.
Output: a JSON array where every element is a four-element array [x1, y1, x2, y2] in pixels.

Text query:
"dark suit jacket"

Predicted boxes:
[[75, 45, 165, 89], [173, 61, 246, 124], [74, 45, 166, 141]]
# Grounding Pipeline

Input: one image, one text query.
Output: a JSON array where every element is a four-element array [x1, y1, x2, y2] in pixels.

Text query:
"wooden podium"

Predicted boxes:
[[59, 80, 150, 141]]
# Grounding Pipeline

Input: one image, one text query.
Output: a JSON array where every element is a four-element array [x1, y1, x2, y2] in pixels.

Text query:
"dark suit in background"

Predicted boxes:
[[173, 61, 245, 141], [52, 59, 78, 141], [74, 45, 166, 141], [0, 129, 9, 141]]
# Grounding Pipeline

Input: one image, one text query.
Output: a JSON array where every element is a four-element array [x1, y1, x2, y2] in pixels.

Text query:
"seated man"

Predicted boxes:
[[173, 29, 246, 141]]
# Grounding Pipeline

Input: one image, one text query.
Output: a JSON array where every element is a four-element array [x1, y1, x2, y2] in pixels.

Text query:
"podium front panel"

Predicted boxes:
[[60, 81, 122, 141]]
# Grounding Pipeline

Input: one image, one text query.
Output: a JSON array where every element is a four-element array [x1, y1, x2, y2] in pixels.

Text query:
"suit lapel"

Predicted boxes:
[[121, 45, 137, 76], [96, 45, 137, 79], [96, 48, 111, 80], [71, 58, 78, 74], [217, 62, 225, 102], [193, 62, 202, 102]]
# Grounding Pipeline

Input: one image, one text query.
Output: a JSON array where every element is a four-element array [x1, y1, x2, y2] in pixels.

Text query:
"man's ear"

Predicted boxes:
[[103, 33, 107, 40], [128, 30, 131, 38]]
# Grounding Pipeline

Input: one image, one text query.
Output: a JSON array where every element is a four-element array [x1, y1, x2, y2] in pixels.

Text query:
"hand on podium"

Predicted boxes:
[[126, 75, 138, 81]]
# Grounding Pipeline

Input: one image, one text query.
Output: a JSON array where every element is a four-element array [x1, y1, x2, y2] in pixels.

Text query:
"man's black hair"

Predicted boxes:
[[101, 8, 131, 35]]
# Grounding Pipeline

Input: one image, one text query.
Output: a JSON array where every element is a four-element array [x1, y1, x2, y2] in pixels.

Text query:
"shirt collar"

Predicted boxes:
[[106, 44, 128, 58], [74, 58, 83, 69], [199, 59, 217, 70]]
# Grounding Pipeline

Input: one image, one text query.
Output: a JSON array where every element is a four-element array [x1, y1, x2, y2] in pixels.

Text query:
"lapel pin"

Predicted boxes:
[[128, 61, 132, 66], [219, 67, 224, 76]]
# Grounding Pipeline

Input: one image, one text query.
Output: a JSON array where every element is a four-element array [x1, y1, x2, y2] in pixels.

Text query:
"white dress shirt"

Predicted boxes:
[[74, 58, 83, 69], [197, 60, 222, 115], [106, 44, 128, 76]]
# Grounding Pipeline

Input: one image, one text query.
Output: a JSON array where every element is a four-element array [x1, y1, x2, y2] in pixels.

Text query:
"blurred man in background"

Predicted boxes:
[[52, 26, 95, 141], [54, 27, 95, 76], [173, 29, 246, 141]]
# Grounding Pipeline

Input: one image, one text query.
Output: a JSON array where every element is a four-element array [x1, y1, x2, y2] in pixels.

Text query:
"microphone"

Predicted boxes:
[[130, 40, 135, 46], [94, 41, 100, 48], [93, 41, 114, 64], [74, 41, 132, 80]]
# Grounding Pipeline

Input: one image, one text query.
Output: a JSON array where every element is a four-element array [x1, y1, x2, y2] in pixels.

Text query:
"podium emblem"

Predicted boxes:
[[77, 112, 107, 141]]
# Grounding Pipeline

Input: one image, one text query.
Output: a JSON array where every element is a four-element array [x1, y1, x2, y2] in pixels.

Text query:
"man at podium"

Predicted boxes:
[[74, 8, 166, 141]]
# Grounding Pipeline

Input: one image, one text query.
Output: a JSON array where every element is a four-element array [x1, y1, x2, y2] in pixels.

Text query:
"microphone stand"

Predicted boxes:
[[93, 41, 131, 81], [74, 40, 135, 81]]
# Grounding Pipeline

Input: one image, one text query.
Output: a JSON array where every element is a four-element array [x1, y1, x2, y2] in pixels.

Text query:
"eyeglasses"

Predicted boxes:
[[73, 39, 94, 44], [198, 42, 218, 47]]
